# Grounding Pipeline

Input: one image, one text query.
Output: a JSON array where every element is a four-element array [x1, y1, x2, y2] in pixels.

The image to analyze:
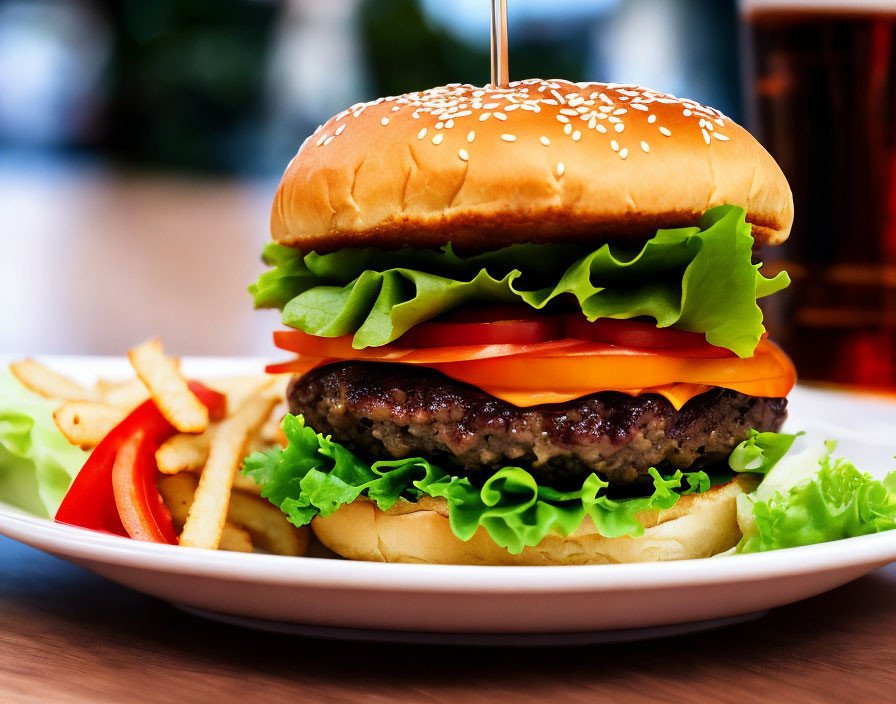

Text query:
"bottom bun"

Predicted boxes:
[[311, 474, 760, 565]]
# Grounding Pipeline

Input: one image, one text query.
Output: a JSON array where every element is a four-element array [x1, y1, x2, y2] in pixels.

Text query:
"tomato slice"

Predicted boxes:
[[272, 330, 583, 364], [399, 317, 564, 348], [562, 315, 734, 357], [439, 304, 542, 324]]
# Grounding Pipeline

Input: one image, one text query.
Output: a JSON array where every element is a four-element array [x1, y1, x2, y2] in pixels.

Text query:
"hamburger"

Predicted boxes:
[[245, 79, 796, 565]]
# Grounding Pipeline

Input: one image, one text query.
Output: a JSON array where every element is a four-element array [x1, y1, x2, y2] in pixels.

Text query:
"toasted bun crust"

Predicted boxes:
[[310, 475, 759, 565], [272, 80, 792, 254]]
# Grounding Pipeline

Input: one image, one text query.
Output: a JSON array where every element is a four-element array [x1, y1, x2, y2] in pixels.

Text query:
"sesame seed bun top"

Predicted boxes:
[[271, 79, 793, 254]]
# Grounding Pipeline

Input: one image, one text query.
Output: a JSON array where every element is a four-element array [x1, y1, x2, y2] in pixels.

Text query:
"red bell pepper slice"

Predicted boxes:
[[111, 429, 179, 544], [55, 381, 225, 540]]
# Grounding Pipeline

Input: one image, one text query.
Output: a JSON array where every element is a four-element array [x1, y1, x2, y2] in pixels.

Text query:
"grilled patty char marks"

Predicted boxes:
[[288, 361, 787, 486]]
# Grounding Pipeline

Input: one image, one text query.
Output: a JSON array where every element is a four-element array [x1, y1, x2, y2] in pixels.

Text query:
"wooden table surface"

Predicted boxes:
[[3, 534, 896, 703]]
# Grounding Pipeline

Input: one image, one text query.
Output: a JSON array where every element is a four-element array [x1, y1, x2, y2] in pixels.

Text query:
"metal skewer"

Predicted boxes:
[[490, 0, 509, 88]]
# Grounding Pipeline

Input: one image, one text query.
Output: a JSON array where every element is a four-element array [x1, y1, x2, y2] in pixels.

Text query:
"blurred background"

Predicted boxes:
[[1, 0, 894, 391]]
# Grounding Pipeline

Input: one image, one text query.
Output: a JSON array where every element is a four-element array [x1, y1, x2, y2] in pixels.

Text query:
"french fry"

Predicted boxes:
[[227, 491, 309, 557], [157, 425, 276, 478], [10, 359, 99, 401], [232, 467, 263, 496], [156, 430, 213, 474], [128, 339, 208, 433], [53, 402, 128, 449], [157, 474, 253, 553], [203, 375, 274, 411], [219, 524, 254, 553], [179, 393, 279, 550], [95, 378, 149, 411]]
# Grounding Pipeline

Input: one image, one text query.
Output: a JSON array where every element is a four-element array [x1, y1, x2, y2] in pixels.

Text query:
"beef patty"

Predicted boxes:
[[288, 361, 787, 486]]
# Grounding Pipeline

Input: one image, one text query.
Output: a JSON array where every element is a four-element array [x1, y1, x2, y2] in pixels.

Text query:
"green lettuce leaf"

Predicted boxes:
[[736, 440, 896, 553], [0, 369, 86, 517], [728, 429, 801, 474], [250, 205, 789, 357], [244, 414, 716, 555]]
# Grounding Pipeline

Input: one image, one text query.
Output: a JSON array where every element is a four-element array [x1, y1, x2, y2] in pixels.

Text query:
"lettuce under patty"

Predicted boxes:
[[243, 416, 792, 555], [245, 420, 896, 556], [250, 205, 789, 358]]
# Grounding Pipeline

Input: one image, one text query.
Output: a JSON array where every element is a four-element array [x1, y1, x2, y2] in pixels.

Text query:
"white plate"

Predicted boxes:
[[2, 355, 896, 644]]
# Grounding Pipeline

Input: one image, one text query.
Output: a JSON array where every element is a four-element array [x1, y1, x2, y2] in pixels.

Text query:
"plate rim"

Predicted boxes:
[[2, 502, 896, 594]]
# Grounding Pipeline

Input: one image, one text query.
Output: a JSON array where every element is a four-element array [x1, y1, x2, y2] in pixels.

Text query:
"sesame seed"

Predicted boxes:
[[467, 130, 475, 142], [641, 141, 650, 152], [630, 103, 648, 111], [588, 116, 597, 129], [484, 102, 500, 109], [436, 122, 444, 129], [504, 104, 520, 111], [557, 161, 565, 177], [577, 106, 590, 113], [683, 109, 692, 116], [323, 136, 334, 146], [479, 113, 491, 121], [596, 124, 607, 133], [612, 108, 627, 115], [494, 112, 508, 121], [551, 90, 566, 104], [446, 119, 455, 128], [335, 124, 346, 135], [564, 123, 572, 135], [316, 134, 327, 147], [701, 129, 711, 144], [417, 128, 427, 140], [648, 114, 657, 124], [572, 130, 582, 141], [614, 123, 624, 133], [712, 132, 730, 141], [381, 117, 390, 126], [557, 115, 570, 124], [458, 149, 469, 161], [501, 134, 517, 142], [659, 126, 672, 137], [432, 134, 443, 145], [560, 108, 578, 116], [610, 140, 620, 151], [619, 148, 629, 159]]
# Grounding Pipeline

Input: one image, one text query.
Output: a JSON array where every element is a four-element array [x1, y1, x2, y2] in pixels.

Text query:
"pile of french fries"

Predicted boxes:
[[10, 339, 308, 557]]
